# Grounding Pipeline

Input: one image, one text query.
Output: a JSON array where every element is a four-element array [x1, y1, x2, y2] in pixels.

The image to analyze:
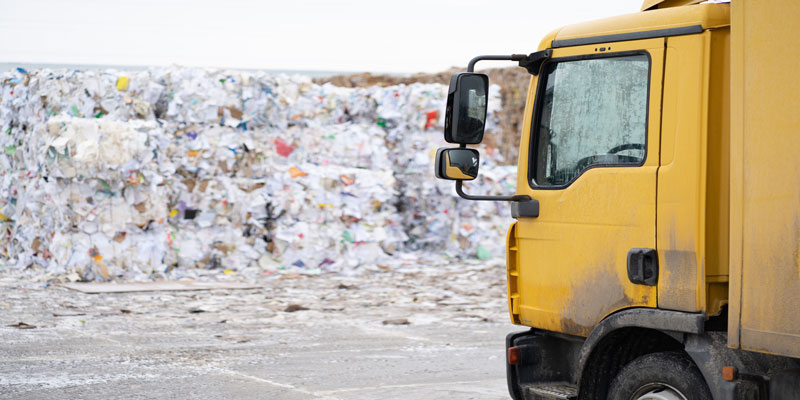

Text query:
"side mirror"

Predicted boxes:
[[435, 148, 480, 181], [444, 73, 489, 144]]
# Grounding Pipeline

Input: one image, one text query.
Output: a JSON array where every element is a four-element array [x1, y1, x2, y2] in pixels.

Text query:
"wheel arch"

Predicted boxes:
[[576, 308, 706, 400]]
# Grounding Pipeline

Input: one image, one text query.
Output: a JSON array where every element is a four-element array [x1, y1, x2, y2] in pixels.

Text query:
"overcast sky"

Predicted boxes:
[[1, 0, 643, 74]]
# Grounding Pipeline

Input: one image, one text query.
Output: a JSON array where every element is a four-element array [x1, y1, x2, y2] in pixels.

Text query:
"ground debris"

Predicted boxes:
[[52, 312, 87, 317], [337, 283, 358, 290], [8, 322, 36, 329], [60, 281, 260, 294], [284, 304, 309, 312], [382, 318, 410, 325]]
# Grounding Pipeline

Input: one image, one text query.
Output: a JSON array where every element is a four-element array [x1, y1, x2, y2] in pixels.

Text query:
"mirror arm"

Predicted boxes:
[[467, 55, 527, 73], [468, 50, 552, 74], [455, 180, 531, 202]]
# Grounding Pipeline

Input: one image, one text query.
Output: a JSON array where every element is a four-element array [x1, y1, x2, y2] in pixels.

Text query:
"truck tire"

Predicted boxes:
[[607, 351, 712, 400]]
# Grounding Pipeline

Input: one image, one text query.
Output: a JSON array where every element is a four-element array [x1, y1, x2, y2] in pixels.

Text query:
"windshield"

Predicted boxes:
[[531, 54, 650, 187]]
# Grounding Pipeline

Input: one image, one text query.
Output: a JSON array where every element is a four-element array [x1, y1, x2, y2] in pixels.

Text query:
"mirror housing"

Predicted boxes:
[[435, 148, 480, 181], [444, 73, 489, 144]]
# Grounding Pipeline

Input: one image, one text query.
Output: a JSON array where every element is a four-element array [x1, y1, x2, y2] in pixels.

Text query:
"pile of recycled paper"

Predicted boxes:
[[0, 66, 515, 281]]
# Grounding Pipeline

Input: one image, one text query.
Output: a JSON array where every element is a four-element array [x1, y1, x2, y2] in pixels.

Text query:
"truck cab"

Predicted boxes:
[[435, 1, 800, 399]]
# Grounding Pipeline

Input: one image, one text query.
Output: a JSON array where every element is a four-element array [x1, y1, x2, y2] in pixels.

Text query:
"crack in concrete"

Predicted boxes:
[[218, 369, 343, 400]]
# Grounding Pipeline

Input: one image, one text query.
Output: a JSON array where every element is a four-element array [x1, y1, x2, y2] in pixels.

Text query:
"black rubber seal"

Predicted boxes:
[[552, 25, 703, 48]]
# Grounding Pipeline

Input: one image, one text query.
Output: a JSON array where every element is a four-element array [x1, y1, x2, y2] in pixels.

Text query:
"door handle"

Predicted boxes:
[[510, 196, 539, 218], [627, 248, 658, 286]]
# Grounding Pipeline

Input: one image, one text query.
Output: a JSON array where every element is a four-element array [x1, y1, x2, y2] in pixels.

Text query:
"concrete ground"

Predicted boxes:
[[0, 259, 518, 399]]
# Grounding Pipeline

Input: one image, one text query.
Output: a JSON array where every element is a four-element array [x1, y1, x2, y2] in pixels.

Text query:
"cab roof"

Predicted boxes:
[[541, 2, 729, 49]]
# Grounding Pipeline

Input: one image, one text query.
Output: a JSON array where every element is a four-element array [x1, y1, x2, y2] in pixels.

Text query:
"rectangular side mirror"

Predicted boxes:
[[435, 148, 480, 180], [444, 73, 489, 144]]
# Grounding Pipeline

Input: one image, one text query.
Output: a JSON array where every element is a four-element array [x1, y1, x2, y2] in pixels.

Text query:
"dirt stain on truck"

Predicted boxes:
[[559, 254, 637, 337]]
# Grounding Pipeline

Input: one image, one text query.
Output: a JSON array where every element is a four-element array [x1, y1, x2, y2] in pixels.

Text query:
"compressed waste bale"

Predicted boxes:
[[0, 66, 514, 281]]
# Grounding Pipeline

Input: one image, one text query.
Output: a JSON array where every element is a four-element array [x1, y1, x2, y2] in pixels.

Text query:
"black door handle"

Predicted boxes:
[[510, 198, 539, 218], [627, 248, 658, 286]]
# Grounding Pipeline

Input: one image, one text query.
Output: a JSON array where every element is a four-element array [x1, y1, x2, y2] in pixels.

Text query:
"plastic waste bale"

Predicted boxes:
[[377, 82, 512, 260], [0, 66, 512, 282]]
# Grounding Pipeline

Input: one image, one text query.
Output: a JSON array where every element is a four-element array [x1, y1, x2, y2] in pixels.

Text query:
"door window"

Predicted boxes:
[[531, 54, 650, 187]]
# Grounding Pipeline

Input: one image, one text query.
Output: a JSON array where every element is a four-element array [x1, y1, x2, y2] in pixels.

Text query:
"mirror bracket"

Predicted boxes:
[[455, 180, 527, 202], [467, 50, 552, 75], [518, 50, 553, 75]]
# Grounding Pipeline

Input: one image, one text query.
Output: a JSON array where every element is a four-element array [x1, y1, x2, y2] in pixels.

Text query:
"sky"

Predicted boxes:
[[1, 0, 644, 74]]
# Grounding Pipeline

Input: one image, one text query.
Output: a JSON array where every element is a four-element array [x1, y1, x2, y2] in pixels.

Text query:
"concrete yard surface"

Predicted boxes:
[[0, 260, 516, 399]]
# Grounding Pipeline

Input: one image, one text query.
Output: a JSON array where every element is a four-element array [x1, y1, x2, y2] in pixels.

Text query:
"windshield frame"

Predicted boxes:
[[527, 50, 653, 190]]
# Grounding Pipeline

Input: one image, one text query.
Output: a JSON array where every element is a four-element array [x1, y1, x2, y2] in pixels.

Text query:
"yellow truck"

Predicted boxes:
[[434, 1, 800, 399]]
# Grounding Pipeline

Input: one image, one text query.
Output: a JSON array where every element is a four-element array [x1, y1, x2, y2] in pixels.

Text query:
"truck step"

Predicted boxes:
[[520, 382, 578, 400]]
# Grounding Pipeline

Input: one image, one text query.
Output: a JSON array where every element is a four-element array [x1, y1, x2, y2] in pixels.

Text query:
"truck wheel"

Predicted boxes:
[[607, 351, 712, 400]]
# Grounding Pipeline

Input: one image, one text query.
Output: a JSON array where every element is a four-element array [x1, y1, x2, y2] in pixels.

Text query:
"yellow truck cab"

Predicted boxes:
[[435, 1, 800, 399]]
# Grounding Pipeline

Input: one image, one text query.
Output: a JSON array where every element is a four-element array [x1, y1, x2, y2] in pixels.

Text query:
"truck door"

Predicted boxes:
[[510, 38, 663, 337]]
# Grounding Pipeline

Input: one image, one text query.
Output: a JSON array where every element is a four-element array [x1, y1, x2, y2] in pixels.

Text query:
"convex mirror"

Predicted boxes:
[[435, 148, 480, 180], [444, 73, 489, 144]]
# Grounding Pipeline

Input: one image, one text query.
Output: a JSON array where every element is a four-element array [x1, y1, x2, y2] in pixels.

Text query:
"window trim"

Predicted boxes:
[[527, 50, 653, 190]]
